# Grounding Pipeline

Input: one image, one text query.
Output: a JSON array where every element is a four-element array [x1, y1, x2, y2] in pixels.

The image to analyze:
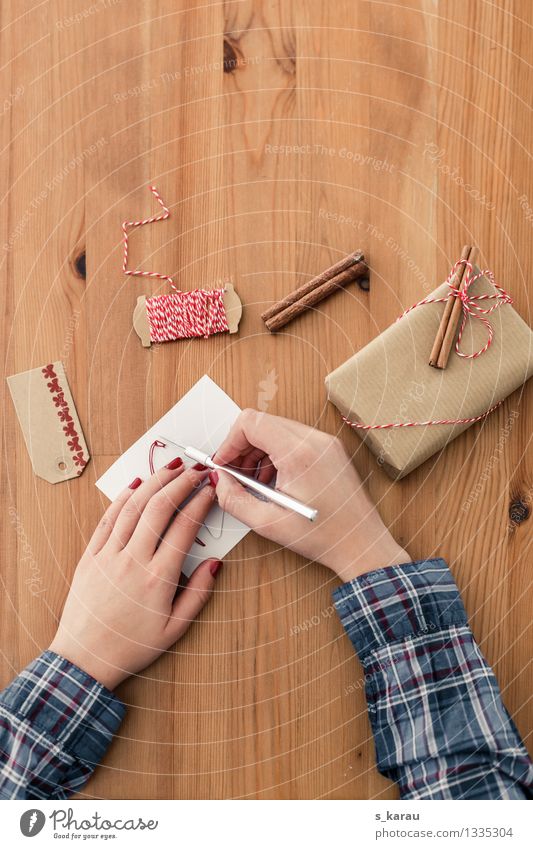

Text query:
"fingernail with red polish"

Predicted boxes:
[[208, 471, 219, 487], [193, 463, 208, 471], [165, 457, 183, 470], [129, 477, 142, 490], [210, 560, 223, 577]]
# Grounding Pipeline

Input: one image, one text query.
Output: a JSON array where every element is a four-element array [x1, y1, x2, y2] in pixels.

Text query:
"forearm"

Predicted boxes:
[[333, 558, 533, 800], [0, 651, 125, 799]]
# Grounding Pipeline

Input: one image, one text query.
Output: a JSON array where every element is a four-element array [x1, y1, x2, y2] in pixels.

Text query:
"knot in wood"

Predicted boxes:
[[509, 499, 530, 525]]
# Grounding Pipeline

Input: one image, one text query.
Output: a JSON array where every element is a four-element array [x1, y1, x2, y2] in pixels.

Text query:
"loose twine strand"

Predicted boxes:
[[342, 259, 513, 431], [122, 186, 229, 340]]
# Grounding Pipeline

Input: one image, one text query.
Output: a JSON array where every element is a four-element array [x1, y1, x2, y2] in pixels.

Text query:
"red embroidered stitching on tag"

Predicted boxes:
[[42, 365, 88, 473]]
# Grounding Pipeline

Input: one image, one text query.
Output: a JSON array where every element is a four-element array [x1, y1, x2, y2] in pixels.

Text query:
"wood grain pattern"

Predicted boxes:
[[0, 0, 531, 799]]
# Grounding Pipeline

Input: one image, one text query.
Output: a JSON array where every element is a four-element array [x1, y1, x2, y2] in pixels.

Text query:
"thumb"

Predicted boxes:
[[213, 469, 284, 534], [166, 558, 222, 642]]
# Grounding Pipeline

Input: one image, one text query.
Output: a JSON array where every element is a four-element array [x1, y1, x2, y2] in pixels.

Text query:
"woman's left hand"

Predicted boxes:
[[49, 460, 222, 691]]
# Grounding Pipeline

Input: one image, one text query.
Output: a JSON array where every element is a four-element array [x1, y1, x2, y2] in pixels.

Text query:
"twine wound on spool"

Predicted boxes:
[[123, 186, 242, 346]]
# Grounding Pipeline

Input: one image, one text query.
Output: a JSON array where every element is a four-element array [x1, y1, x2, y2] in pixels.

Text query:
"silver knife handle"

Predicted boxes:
[[216, 464, 318, 522], [183, 446, 318, 522]]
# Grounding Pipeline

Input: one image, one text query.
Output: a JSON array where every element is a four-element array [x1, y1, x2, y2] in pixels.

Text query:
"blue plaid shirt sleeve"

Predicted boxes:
[[333, 558, 533, 800], [0, 650, 125, 800]]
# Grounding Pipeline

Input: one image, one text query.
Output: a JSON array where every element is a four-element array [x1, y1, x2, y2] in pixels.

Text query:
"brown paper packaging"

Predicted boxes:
[[325, 272, 533, 479]]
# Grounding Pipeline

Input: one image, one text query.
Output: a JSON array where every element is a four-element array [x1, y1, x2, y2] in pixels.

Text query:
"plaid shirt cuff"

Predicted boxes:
[[332, 558, 533, 799], [1, 651, 125, 763], [332, 558, 468, 658]]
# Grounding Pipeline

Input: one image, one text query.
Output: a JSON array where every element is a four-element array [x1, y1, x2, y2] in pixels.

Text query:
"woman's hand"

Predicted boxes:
[[212, 410, 409, 581], [49, 460, 222, 691]]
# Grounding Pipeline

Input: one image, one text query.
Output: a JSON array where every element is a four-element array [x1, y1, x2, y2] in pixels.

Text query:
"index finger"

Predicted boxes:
[[154, 482, 217, 580], [87, 484, 137, 554]]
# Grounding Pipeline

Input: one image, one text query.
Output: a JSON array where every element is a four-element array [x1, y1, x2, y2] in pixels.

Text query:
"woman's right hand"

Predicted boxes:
[[212, 410, 410, 581]]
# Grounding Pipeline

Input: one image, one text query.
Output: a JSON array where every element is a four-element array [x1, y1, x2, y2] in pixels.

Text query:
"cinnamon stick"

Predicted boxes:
[[428, 245, 472, 369], [262, 251, 368, 332], [436, 246, 477, 369]]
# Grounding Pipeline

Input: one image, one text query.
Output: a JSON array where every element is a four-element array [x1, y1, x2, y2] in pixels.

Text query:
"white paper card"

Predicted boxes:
[[96, 375, 250, 576]]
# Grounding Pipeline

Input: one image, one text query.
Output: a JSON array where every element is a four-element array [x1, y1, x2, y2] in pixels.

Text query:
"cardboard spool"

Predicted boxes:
[[133, 284, 243, 347]]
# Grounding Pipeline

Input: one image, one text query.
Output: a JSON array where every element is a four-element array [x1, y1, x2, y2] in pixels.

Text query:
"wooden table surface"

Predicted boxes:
[[1, 0, 532, 800]]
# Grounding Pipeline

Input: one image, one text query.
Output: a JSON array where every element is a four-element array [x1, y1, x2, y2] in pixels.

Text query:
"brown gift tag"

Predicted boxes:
[[325, 271, 533, 479], [7, 361, 90, 483]]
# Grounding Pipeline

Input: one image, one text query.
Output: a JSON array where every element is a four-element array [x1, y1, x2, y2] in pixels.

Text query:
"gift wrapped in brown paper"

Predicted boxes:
[[325, 269, 533, 479]]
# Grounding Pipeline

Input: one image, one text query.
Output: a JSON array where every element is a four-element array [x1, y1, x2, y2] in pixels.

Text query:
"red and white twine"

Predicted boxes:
[[342, 259, 513, 431], [122, 185, 229, 340], [145, 290, 229, 341], [398, 260, 512, 360]]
